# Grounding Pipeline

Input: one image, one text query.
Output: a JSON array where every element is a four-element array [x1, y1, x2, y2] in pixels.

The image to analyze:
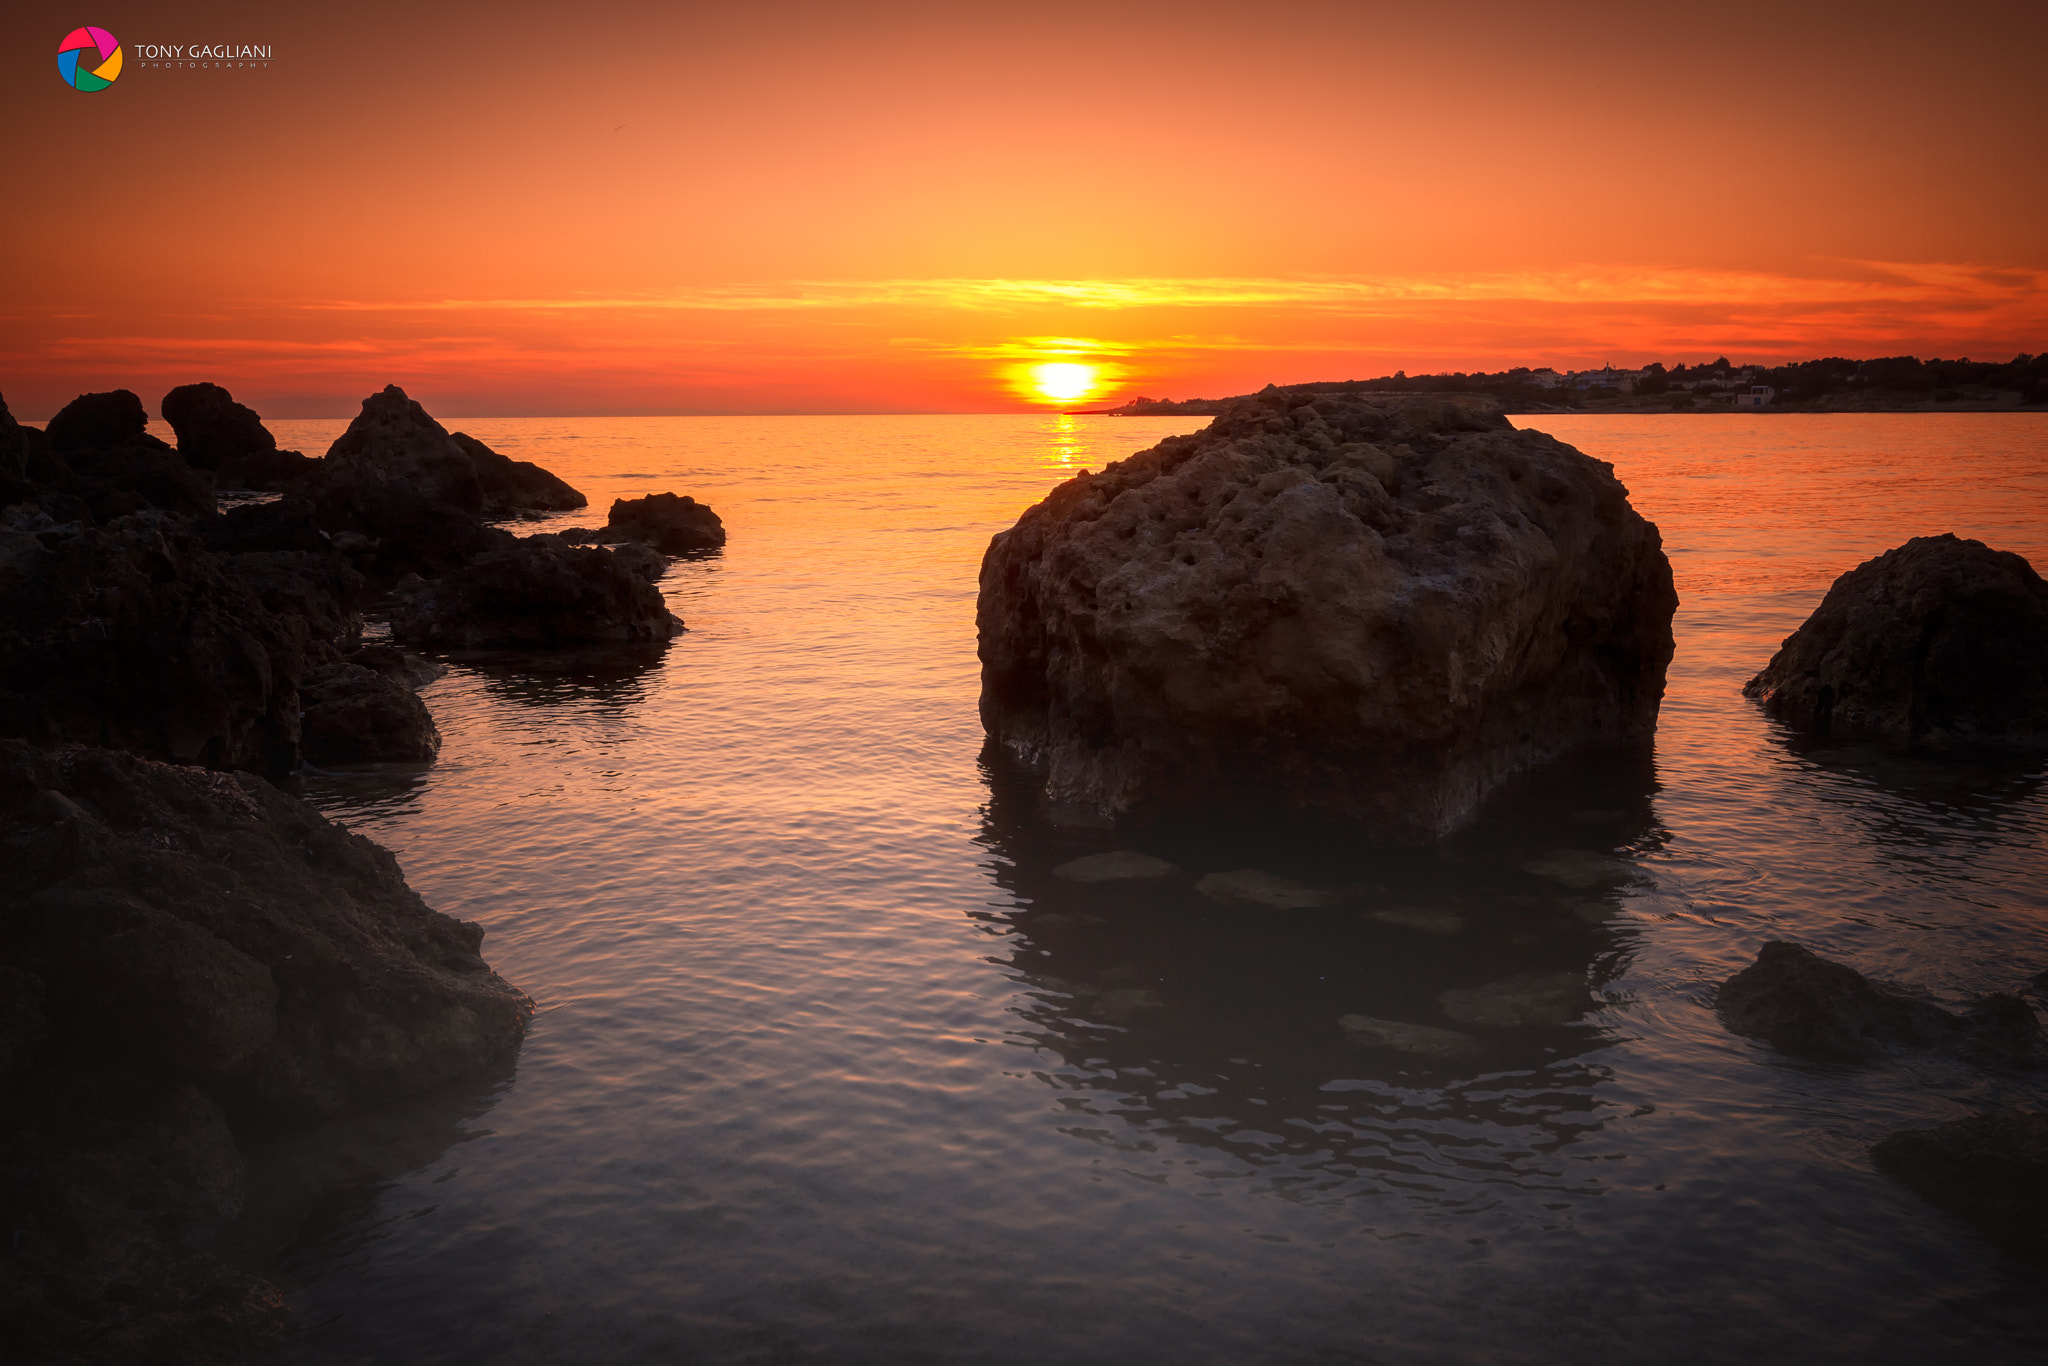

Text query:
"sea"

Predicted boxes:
[[230, 412, 2047, 1364]]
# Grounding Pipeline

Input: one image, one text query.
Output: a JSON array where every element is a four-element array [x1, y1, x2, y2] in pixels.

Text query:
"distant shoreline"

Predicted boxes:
[[1069, 395, 2044, 417]]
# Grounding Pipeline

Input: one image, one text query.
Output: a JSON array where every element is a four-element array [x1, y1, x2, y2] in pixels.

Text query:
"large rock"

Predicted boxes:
[[976, 393, 1677, 841], [391, 534, 684, 649], [0, 739, 532, 1114], [451, 430, 587, 514], [161, 381, 314, 490], [0, 513, 339, 773], [1716, 941, 2046, 1065], [1871, 1109, 2048, 1253], [317, 384, 483, 514], [1744, 534, 2048, 743], [606, 491, 726, 552], [44, 389, 150, 453]]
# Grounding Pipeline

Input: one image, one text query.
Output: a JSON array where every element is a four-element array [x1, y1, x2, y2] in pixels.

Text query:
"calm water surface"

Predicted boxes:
[[248, 413, 2048, 1364]]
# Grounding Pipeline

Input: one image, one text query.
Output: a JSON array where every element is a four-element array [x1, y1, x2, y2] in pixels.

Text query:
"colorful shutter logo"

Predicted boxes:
[[57, 26, 122, 91]]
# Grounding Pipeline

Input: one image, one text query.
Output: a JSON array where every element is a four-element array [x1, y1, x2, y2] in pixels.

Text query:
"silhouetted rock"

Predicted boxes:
[[0, 738, 531, 1115], [158, 381, 314, 490], [609, 539, 667, 582], [451, 430, 587, 513], [318, 384, 483, 513], [200, 496, 328, 556], [391, 535, 683, 650], [1717, 941, 2047, 1066], [0, 392, 68, 497], [44, 388, 150, 453], [0, 514, 335, 773], [1872, 1109, 2048, 1254], [1745, 534, 2048, 743], [976, 393, 1676, 841], [606, 491, 726, 552], [342, 642, 446, 690]]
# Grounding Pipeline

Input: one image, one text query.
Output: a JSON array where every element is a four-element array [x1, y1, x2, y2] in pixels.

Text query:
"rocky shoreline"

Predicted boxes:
[[0, 381, 726, 1360]]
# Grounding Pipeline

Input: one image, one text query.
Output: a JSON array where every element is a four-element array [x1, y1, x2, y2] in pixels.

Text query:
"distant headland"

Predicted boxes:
[[1078, 353, 2048, 416]]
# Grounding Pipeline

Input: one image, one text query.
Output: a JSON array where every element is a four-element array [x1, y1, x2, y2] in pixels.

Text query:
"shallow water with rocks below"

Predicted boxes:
[[236, 413, 2047, 1364]]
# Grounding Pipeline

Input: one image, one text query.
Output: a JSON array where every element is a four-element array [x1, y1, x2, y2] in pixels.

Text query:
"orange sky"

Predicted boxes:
[[5, 0, 2044, 417]]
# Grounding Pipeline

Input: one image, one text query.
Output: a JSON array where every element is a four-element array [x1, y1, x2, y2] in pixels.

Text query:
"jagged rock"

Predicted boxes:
[[976, 393, 1676, 841], [62, 440, 216, 521], [216, 549, 364, 652], [450, 430, 587, 513], [342, 642, 446, 690], [159, 381, 315, 490], [1744, 534, 2048, 743], [606, 491, 726, 552], [316, 384, 483, 514], [300, 663, 440, 764], [0, 514, 334, 772], [1872, 1109, 2048, 1253], [609, 539, 668, 582], [391, 534, 683, 650], [1438, 970, 1588, 1027], [1193, 868, 1339, 909], [1339, 1013, 1483, 1059], [1716, 941, 2046, 1065], [1052, 850, 1180, 883], [0, 738, 532, 1115], [199, 496, 328, 556], [44, 389, 150, 453]]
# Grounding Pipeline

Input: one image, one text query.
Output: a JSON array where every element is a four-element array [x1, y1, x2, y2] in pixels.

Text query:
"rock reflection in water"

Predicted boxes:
[[451, 642, 670, 712], [975, 745, 1663, 1208]]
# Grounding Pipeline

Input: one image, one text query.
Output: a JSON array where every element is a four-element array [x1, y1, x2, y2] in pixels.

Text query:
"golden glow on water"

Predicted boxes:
[[260, 412, 2048, 1364]]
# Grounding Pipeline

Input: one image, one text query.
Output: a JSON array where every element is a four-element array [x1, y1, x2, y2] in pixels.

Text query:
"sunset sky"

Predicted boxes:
[[4, 0, 2043, 417]]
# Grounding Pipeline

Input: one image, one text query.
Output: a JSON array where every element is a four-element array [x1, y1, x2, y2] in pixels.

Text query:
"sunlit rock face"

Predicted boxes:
[[976, 392, 1677, 843], [1744, 533, 2048, 744]]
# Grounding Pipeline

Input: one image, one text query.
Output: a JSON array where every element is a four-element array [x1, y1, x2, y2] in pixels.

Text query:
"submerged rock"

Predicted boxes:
[[606, 491, 727, 552], [0, 738, 532, 1114], [1716, 941, 2046, 1066], [1744, 534, 2048, 743], [1052, 849, 1180, 883], [1338, 1013, 1483, 1060], [391, 534, 684, 649], [1437, 970, 1589, 1027], [1194, 868, 1340, 910], [976, 393, 1676, 841], [1871, 1109, 2048, 1254]]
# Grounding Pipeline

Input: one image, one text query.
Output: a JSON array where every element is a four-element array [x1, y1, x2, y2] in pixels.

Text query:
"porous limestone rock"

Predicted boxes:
[[976, 393, 1676, 842], [391, 534, 683, 649], [1744, 534, 2048, 743], [606, 491, 727, 552], [609, 539, 668, 583], [300, 662, 441, 764]]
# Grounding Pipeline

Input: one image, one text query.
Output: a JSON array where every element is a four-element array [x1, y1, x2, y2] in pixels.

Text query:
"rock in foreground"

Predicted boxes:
[[392, 534, 683, 649], [1872, 1109, 2048, 1254], [976, 393, 1676, 841], [0, 739, 532, 1115], [1744, 534, 2048, 743], [1716, 941, 2046, 1065]]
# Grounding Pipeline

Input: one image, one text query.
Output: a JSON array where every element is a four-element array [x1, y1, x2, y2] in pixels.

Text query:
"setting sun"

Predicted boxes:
[[1028, 362, 1098, 404]]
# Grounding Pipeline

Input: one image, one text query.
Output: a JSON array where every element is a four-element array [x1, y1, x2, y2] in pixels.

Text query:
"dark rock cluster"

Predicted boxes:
[[976, 391, 1677, 842], [1745, 533, 2048, 744], [0, 379, 666, 1360]]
